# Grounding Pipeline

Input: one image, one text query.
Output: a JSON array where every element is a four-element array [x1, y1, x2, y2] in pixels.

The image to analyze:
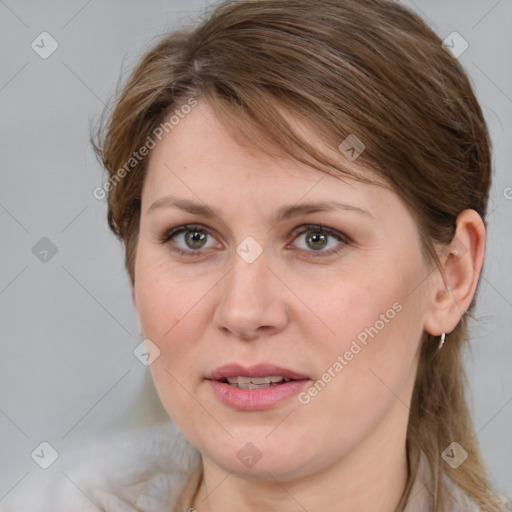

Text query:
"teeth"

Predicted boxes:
[[268, 376, 289, 383], [224, 376, 291, 388]]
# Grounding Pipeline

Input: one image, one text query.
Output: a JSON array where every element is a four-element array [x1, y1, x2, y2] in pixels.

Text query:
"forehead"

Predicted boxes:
[[142, 100, 397, 219]]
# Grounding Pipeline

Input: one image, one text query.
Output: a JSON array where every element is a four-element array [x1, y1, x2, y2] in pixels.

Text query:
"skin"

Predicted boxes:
[[131, 100, 486, 512]]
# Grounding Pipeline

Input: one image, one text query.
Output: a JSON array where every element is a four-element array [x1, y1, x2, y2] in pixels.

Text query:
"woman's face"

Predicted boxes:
[[133, 100, 434, 480]]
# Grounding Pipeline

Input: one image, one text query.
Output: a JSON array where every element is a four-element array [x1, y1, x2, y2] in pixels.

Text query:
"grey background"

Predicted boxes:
[[0, 0, 511, 508]]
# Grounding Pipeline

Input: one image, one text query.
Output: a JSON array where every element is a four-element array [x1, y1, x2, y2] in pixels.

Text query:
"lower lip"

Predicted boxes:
[[208, 379, 310, 410]]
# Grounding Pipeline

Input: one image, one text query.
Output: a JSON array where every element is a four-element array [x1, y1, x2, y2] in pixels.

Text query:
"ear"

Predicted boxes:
[[423, 209, 486, 336]]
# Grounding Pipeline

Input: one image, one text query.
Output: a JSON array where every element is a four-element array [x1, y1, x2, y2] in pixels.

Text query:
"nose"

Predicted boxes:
[[213, 250, 289, 341]]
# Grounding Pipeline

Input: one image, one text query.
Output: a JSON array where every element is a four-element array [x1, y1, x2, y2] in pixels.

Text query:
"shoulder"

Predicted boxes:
[[402, 451, 512, 512], [450, 485, 512, 512], [445, 478, 511, 512], [51, 421, 200, 512]]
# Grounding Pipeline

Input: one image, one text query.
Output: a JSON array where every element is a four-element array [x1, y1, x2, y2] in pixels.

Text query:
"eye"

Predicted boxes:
[[159, 224, 221, 256], [159, 223, 350, 258], [288, 225, 350, 257]]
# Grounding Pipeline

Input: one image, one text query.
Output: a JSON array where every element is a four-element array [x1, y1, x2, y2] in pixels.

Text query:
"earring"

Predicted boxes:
[[438, 332, 446, 351]]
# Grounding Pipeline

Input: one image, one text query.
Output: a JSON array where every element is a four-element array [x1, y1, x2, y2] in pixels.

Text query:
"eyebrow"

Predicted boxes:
[[147, 195, 374, 222]]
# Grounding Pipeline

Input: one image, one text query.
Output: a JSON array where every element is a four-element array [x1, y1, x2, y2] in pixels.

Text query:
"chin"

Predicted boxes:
[[200, 435, 323, 481]]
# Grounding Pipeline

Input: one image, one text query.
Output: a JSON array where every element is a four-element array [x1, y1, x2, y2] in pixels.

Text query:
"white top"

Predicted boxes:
[[24, 421, 511, 512]]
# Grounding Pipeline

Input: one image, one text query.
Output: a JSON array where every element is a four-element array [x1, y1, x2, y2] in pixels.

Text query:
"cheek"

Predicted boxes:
[[135, 251, 216, 341], [303, 262, 423, 404], [295, 274, 395, 360], [134, 252, 217, 420]]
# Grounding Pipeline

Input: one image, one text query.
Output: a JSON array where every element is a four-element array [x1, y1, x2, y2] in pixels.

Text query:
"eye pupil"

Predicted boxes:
[[185, 230, 207, 249], [307, 231, 328, 250]]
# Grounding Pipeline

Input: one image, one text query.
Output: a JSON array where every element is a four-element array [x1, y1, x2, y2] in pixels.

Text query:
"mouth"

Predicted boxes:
[[206, 363, 311, 410]]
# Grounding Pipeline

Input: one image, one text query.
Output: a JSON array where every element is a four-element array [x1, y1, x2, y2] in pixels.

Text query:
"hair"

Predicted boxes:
[[91, 0, 506, 510]]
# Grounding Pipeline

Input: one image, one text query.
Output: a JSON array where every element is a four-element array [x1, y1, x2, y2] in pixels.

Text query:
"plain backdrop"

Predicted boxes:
[[1, 0, 511, 509]]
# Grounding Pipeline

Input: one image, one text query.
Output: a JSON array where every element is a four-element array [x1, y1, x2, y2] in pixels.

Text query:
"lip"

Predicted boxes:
[[206, 363, 311, 411], [206, 363, 310, 381]]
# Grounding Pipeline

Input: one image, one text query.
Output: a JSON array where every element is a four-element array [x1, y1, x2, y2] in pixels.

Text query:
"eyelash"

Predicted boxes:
[[159, 224, 351, 259]]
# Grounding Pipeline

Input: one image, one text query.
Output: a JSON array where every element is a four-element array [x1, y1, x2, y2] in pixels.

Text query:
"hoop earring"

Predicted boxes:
[[438, 332, 446, 351]]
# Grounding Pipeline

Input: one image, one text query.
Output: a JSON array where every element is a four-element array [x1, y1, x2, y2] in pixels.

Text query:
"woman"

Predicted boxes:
[[72, 0, 510, 510]]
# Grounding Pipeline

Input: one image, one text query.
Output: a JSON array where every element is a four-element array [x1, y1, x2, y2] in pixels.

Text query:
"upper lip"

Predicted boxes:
[[206, 363, 310, 381]]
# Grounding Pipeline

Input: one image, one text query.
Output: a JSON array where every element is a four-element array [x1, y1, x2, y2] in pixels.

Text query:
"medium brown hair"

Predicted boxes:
[[91, 0, 505, 510]]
